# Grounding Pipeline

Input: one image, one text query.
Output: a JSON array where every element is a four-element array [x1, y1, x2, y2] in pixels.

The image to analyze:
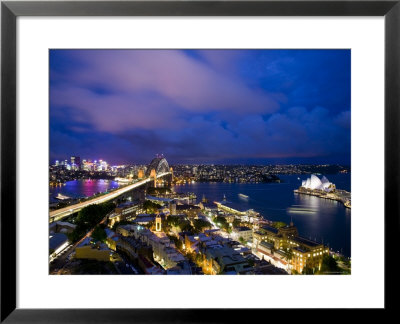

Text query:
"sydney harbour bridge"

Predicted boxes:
[[49, 156, 173, 223]]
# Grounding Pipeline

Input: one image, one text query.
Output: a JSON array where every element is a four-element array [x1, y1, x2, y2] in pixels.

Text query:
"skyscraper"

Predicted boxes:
[[71, 156, 81, 170]]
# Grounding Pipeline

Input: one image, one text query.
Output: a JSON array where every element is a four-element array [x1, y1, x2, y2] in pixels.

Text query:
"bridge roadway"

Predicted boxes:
[[49, 172, 171, 223]]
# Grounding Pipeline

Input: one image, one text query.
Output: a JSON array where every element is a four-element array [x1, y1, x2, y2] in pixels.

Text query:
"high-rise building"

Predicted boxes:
[[71, 156, 81, 170], [75, 156, 81, 169]]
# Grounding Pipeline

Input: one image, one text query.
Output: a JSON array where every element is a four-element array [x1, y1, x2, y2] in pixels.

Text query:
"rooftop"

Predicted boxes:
[[49, 233, 69, 250], [294, 236, 322, 248], [262, 225, 279, 234], [236, 226, 251, 232]]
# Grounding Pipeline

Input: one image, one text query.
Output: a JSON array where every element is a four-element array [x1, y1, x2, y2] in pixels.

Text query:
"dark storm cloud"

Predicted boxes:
[[50, 49, 350, 165]]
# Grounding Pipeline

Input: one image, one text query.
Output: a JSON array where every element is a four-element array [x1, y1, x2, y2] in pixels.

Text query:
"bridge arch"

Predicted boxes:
[[146, 157, 169, 176]]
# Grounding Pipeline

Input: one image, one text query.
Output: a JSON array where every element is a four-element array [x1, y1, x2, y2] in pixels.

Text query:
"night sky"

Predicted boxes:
[[50, 49, 350, 165]]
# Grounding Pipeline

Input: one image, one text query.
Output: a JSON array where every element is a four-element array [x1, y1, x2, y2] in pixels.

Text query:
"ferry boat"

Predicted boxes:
[[55, 193, 71, 200], [286, 206, 316, 215], [238, 193, 249, 199]]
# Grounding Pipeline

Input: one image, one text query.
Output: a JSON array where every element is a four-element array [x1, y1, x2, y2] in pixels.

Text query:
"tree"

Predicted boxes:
[[91, 225, 107, 242], [239, 236, 246, 245], [272, 221, 287, 229], [232, 218, 241, 228], [68, 202, 115, 243], [179, 221, 194, 233], [318, 254, 341, 274], [214, 216, 229, 231], [166, 216, 194, 233], [168, 235, 183, 250], [192, 219, 212, 233], [143, 200, 160, 214]]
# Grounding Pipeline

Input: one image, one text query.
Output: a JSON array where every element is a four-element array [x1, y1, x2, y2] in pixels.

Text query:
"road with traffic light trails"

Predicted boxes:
[[49, 172, 171, 223]]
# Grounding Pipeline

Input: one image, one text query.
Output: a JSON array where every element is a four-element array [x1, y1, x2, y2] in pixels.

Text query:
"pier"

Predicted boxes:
[[294, 188, 351, 208]]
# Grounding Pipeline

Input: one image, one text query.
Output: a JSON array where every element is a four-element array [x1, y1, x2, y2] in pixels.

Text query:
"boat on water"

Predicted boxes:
[[54, 193, 71, 200], [238, 193, 249, 199], [286, 206, 317, 215]]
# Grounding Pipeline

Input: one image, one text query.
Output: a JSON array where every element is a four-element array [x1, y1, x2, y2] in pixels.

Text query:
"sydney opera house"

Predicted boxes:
[[301, 174, 336, 192]]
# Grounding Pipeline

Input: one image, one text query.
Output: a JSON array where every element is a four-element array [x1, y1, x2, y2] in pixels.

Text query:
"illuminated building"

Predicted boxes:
[[232, 226, 253, 242], [75, 156, 81, 169], [114, 202, 138, 221], [100, 160, 108, 171], [301, 174, 335, 192], [138, 169, 144, 179], [108, 213, 121, 228], [175, 204, 201, 219], [202, 245, 250, 275], [104, 229, 119, 251], [252, 224, 328, 273], [127, 225, 186, 269], [75, 238, 111, 262], [155, 214, 162, 232], [69, 156, 81, 170]]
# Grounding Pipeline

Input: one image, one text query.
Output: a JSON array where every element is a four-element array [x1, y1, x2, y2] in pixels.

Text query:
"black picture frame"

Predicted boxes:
[[1, 0, 399, 322]]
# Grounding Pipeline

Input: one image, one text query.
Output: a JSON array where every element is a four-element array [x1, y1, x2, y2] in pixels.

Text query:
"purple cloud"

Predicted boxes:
[[50, 49, 350, 164]]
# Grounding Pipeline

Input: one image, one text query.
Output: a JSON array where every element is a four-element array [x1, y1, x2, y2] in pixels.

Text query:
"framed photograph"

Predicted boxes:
[[1, 0, 398, 321]]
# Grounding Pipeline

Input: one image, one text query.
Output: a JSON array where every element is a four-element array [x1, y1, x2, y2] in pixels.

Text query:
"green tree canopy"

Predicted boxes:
[[91, 225, 107, 242], [272, 221, 287, 229], [318, 255, 341, 274], [143, 200, 161, 214], [192, 219, 212, 233], [232, 218, 241, 228], [68, 202, 115, 243], [214, 216, 229, 231]]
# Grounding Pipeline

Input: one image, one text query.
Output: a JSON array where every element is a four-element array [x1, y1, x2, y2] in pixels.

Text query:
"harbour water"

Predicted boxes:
[[173, 174, 351, 257], [49, 174, 351, 256], [49, 179, 119, 203]]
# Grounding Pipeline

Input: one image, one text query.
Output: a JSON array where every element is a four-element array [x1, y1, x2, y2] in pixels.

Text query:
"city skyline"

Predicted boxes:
[[50, 49, 351, 165]]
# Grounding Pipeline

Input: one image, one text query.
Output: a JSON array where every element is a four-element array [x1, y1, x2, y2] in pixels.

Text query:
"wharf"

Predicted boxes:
[[294, 188, 351, 209]]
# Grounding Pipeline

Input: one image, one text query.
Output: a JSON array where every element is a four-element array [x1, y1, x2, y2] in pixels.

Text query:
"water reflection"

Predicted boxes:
[[49, 179, 119, 203], [174, 173, 351, 256]]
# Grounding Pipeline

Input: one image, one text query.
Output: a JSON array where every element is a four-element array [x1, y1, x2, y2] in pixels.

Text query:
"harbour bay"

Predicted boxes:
[[173, 173, 351, 257]]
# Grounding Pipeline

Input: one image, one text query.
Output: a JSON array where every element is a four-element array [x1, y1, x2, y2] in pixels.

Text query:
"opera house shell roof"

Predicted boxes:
[[301, 174, 334, 192]]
